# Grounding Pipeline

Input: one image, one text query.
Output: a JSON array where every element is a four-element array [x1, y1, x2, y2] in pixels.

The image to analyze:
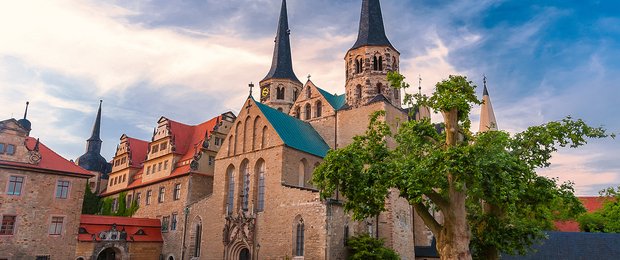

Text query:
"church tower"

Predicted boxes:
[[345, 0, 401, 108], [259, 0, 303, 113], [479, 77, 498, 132], [76, 100, 111, 175]]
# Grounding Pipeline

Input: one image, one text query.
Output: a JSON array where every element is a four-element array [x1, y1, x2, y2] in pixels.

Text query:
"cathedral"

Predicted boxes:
[[94, 0, 440, 259]]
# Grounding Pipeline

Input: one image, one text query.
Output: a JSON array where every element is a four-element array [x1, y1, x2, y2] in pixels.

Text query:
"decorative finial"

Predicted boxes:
[[248, 82, 254, 97], [23, 101, 30, 119]]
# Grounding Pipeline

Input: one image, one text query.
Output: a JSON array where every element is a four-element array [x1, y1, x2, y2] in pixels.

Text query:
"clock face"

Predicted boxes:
[[262, 87, 269, 97]]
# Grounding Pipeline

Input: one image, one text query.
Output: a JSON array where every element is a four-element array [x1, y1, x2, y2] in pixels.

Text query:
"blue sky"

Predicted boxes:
[[0, 0, 618, 195]]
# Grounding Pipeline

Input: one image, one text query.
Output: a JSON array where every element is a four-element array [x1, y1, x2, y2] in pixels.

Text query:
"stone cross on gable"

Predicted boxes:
[[248, 82, 254, 97]]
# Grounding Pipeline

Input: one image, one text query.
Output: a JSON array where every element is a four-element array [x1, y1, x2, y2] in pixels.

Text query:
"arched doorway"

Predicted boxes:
[[239, 248, 250, 260], [97, 247, 121, 260]]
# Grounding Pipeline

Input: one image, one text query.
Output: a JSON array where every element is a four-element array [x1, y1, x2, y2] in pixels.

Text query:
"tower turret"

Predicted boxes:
[[479, 76, 498, 132], [76, 100, 111, 174], [345, 0, 400, 108], [259, 0, 303, 113], [17, 101, 32, 135]]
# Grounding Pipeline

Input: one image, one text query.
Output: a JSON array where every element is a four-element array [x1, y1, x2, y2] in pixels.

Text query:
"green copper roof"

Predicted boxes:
[[254, 100, 330, 157], [315, 87, 347, 110]]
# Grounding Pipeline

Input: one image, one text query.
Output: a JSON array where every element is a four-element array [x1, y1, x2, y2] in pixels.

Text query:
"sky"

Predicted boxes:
[[0, 0, 618, 195]]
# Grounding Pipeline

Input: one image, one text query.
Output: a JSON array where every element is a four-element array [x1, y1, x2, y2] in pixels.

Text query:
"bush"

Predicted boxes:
[[347, 234, 399, 260]]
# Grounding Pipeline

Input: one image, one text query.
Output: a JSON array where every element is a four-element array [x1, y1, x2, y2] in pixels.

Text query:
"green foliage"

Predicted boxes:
[[578, 186, 620, 233], [347, 234, 400, 260], [82, 184, 101, 214], [99, 192, 139, 217], [315, 72, 611, 259]]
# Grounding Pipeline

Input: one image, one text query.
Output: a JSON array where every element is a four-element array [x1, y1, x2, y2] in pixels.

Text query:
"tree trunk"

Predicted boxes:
[[436, 108, 472, 260]]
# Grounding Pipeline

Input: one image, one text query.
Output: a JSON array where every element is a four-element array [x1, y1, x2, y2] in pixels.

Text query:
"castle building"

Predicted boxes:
[[98, 112, 236, 259], [75, 101, 112, 194], [0, 111, 94, 259]]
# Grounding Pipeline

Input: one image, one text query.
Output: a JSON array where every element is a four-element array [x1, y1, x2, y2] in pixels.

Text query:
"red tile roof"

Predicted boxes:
[[101, 115, 221, 196], [555, 196, 612, 232], [79, 215, 162, 242], [0, 137, 93, 177], [127, 137, 149, 168]]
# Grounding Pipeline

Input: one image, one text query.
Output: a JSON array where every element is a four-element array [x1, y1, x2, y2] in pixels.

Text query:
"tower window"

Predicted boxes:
[[373, 56, 379, 71], [293, 89, 299, 101], [276, 86, 285, 100], [355, 59, 361, 74], [356, 85, 362, 100], [378, 56, 384, 71], [316, 101, 322, 118], [304, 104, 311, 120]]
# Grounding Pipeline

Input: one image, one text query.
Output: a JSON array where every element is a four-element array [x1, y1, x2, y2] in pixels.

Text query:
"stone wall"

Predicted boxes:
[[0, 168, 87, 260]]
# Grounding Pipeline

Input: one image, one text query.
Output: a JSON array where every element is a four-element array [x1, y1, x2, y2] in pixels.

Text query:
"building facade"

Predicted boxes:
[[0, 117, 94, 260], [101, 112, 236, 259]]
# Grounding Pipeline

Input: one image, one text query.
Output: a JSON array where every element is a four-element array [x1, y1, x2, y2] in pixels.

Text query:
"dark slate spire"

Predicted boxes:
[[77, 100, 110, 174], [262, 0, 301, 83], [351, 0, 394, 50], [483, 75, 490, 96], [88, 100, 103, 142], [17, 101, 32, 133]]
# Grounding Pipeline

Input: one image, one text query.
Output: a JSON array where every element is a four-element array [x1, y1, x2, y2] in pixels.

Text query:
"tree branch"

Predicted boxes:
[[413, 202, 442, 235], [426, 190, 449, 211]]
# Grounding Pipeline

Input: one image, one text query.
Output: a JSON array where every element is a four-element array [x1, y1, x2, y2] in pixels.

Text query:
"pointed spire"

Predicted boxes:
[[88, 100, 103, 141], [17, 101, 32, 132], [262, 0, 300, 83], [351, 0, 394, 50], [479, 77, 498, 132], [23, 101, 29, 119]]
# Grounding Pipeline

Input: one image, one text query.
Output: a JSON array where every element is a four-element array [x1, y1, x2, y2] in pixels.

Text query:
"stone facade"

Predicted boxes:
[[0, 119, 93, 260]]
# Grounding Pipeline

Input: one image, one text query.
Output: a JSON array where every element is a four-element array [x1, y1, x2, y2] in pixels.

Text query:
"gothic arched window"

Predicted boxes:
[[298, 159, 307, 186], [261, 126, 267, 149], [226, 165, 235, 215], [355, 58, 361, 74], [295, 106, 301, 119], [293, 89, 299, 101], [304, 104, 311, 120], [241, 160, 250, 211], [373, 56, 379, 71], [276, 86, 285, 100], [193, 222, 202, 257], [315, 101, 322, 118], [378, 56, 384, 71], [295, 218, 305, 256], [256, 159, 266, 212]]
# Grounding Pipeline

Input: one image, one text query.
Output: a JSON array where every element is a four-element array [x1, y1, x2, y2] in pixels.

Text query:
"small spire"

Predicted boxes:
[[483, 74, 489, 96], [88, 100, 103, 141], [351, 0, 394, 50], [23, 101, 29, 119], [262, 0, 301, 83]]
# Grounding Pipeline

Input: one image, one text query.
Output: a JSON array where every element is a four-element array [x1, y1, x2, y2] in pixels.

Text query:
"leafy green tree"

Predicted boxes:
[[313, 73, 611, 260], [578, 186, 620, 232], [82, 183, 101, 214], [99, 192, 139, 217], [347, 234, 399, 260]]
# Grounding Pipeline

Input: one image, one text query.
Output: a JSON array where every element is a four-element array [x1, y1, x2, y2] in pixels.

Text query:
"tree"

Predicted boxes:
[[82, 183, 101, 214], [347, 234, 399, 260], [578, 186, 620, 232], [313, 73, 612, 260], [99, 192, 139, 217]]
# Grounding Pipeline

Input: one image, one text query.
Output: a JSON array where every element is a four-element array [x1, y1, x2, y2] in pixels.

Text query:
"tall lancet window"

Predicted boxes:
[[256, 160, 266, 212], [293, 89, 299, 101], [226, 166, 235, 215], [315, 101, 322, 118], [373, 56, 379, 71], [295, 218, 305, 256], [241, 160, 250, 211], [304, 104, 311, 120], [276, 86, 285, 100], [355, 58, 361, 73]]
